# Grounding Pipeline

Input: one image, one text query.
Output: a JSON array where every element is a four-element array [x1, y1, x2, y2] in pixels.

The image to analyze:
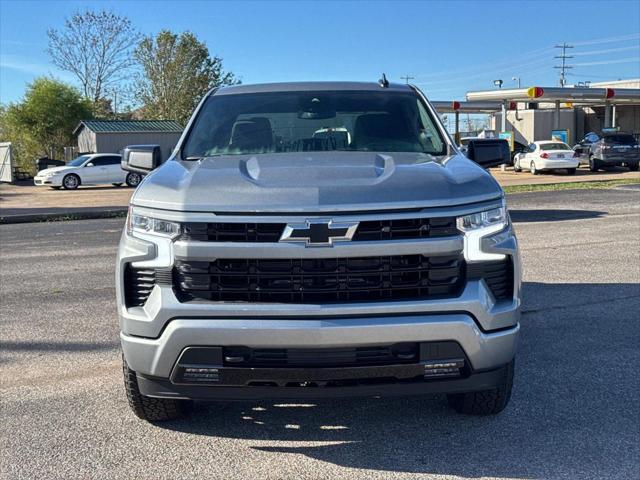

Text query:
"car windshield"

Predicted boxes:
[[604, 134, 636, 144], [183, 90, 447, 157], [67, 155, 91, 166], [540, 143, 570, 151]]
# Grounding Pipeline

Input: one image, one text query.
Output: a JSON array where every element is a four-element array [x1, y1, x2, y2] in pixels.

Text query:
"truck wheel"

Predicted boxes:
[[62, 174, 80, 189], [447, 360, 514, 415], [629, 163, 639, 172], [122, 355, 191, 422], [126, 172, 142, 188], [589, 156, 599, 172]]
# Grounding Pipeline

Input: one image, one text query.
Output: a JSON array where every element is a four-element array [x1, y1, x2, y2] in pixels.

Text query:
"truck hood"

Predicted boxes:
[[132, 152, 502, 213]]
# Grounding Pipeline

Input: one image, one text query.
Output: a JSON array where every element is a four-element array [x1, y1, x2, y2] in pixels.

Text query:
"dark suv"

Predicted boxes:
[[588, 133, 640, 172]]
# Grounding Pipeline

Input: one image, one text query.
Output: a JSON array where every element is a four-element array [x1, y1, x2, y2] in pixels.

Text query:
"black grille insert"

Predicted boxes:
[[174, 255, 465, 303], [179, 217, 458, 243], [123, 265, 155, 307], [181, 222, 284, 242], [353, 217, 457, 241], [223, 343, 419, 368], [467, 258, 514, 301]]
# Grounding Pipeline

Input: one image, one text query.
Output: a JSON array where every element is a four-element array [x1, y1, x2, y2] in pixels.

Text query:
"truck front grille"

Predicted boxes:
[[174, 255, 465, 303], [179, 217, 457, 242]]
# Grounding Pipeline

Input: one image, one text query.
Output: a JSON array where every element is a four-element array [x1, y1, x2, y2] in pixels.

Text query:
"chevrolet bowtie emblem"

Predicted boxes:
[[280, 220, 359, 247]]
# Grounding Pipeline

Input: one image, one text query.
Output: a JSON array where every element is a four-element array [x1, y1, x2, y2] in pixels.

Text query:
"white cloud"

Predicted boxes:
[[0, 54, 76, 82]]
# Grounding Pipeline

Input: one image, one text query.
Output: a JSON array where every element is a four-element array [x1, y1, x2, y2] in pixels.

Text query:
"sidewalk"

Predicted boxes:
[[489, 165, 640, 186], [0, 183, 132, 223], [2, 167, 639, 223]]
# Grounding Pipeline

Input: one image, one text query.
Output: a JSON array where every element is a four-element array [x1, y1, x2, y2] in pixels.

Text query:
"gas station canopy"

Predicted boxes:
[[465, 86, 640, 105], [430, 101, 516, 113]]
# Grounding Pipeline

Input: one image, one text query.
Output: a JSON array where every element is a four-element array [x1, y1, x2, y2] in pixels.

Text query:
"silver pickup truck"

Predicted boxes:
[[117, 81, 521, 421]]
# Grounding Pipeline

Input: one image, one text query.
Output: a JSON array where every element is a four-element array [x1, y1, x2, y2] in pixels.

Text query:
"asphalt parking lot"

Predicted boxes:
[[1, 188, 639, 480]]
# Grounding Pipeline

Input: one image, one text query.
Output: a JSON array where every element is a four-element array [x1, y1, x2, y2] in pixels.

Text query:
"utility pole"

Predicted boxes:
[[554, 43, 574, 87], [400, 74, 415, 84]]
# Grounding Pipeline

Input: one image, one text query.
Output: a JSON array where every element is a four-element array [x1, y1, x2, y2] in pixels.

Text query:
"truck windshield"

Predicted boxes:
[[183, 90, 446, 157]]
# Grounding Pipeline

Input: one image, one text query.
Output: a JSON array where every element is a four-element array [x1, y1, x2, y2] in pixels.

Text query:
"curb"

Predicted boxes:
[[0, 208, 128, 225]]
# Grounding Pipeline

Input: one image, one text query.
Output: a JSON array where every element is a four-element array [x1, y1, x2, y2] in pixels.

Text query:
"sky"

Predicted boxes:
[[1, 0, 639, 105]]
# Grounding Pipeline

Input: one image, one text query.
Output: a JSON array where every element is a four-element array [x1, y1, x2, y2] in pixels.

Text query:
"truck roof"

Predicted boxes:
[[214, 81, 413, 96]]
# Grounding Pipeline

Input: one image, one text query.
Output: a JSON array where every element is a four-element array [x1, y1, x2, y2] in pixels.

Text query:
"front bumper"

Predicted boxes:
[[34, 176, 62, 186], [136, 361, 512, 401], [117, 203, 521, 398], [121, 314, 519, 379]]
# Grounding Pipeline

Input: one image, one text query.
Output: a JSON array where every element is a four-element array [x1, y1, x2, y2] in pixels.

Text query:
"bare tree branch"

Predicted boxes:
[[47, 10, 140, 105]]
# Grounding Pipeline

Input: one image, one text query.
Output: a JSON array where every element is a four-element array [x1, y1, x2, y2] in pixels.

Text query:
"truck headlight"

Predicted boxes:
[[457, 203, 508, 261], [127, 207, 181, 239], [457, 206, 507, 232]]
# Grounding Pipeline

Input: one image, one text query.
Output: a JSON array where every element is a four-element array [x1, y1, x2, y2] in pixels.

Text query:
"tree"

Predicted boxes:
[[134, 30, 238, 124], [1, 78, 92, 167], [47, 10, 140, 105]]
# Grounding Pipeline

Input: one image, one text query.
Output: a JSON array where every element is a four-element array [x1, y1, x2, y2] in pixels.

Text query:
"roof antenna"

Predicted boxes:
[[378, 73, 389, 88]]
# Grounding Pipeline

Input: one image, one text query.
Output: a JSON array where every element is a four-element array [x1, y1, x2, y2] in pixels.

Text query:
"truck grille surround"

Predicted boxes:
[[123, 216, 514, 307]]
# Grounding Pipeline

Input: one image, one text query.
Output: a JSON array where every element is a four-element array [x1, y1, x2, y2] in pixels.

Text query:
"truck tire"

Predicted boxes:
[[447, 360, 514, 415], [629, 162, 639, 172], [122, 355, 191, 422]]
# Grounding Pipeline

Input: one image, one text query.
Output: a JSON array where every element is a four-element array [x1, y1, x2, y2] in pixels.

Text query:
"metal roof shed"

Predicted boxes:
[[73, 120, 183, 160]]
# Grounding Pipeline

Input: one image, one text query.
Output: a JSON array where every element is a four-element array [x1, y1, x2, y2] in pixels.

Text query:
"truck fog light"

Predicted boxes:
[[181, 367, 220, 383], [423, 359, 464, 378]]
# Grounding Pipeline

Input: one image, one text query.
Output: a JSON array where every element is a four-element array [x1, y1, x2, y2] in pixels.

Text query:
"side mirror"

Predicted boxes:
[[465, 139, 510, 169], [121, 145, 161, 173]]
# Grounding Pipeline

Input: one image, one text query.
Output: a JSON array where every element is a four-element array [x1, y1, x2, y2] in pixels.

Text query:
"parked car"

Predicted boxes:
[[117, 81, 521, 421], [572, 132, 600, 161], [33, 153, 142, 189], [588, 133, 639, 172], [511, 141, 529, 164], [513, 140, 579, 175]]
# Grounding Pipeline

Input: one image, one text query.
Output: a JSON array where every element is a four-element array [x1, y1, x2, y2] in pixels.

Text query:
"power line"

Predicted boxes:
[[571, 33, 640, 47], [572, 45, 639, 56], [400, 74, 415, 84], [572, 57, 640, 67], [554, 43, 574, 87]]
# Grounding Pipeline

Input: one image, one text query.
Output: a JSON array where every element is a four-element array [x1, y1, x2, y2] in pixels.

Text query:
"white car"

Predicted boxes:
[[514, 141, 580, 175], [34, 153, 142, 189]]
